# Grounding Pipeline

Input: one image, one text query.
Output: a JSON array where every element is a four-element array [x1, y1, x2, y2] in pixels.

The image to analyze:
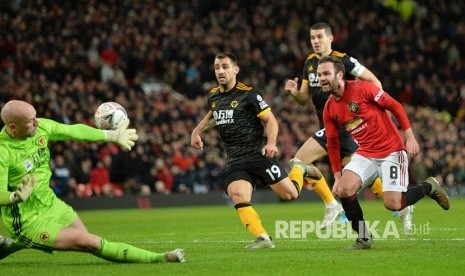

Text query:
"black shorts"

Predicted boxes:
[[224, 155, 287, 190], [312, 127, 358, 158]]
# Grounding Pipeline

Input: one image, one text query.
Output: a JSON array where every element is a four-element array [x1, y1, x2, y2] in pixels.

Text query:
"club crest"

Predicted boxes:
[[37, 135, 46, 147], [40, 232, 50, 242], [348, 101, 359, 114]]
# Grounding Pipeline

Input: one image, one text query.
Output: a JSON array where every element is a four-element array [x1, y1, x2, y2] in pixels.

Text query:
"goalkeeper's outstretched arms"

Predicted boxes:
[[104, 119, 139, 151], [45, 118, 139, 151], [0, 175, 37, 205]]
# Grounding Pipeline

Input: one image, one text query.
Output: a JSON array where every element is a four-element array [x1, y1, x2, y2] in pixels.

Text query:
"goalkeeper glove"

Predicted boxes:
[[105, 119, 138, 151], [10, 174, 37, 204]]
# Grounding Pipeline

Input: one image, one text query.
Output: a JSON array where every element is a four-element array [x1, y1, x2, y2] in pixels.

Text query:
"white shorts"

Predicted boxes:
[[343, 151, 409, 192]]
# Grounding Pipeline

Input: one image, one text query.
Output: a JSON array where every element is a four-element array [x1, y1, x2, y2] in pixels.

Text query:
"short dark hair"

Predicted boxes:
[[214, 52, 238, 65], [319, 55, 345, 75], [310, 22, 333, 35]]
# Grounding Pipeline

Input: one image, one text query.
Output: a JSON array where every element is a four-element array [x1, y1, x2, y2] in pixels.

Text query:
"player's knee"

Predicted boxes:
[[337, 186, 355, 198], [337, 180, 360, 198], [279, 190, 299, 201], [228, 191, 251, 203], [383, 199, 401, 211]]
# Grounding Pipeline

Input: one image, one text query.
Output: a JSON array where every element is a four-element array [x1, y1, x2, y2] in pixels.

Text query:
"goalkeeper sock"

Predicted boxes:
[[310, 176, 335, 205], [235, 202, 268, 238], [288, 166, 304, 194], [9, 241, 26, 255], [94, 238, 166, 263], [370, 178, 383, 199]]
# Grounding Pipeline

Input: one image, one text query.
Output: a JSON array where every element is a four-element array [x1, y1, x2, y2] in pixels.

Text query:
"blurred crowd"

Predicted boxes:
[[1, 0, 464, 198]]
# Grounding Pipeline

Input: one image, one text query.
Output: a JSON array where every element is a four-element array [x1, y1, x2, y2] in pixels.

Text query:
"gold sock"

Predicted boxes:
[[370, 177, 383, 199], [288, 166, 304, 193], [309, 176, 335, 204], [235, 202, 268, 237]]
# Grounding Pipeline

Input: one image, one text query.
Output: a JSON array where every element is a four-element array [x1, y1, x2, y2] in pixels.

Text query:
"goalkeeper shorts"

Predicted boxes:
[[12, 196, 77, 252]]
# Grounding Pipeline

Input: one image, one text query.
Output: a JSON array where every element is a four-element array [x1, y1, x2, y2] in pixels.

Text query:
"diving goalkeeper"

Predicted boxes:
[[0, 100, 185, 263]]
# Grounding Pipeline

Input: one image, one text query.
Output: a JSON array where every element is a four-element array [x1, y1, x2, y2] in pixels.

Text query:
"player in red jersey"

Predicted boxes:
[[284, 22, 387, 230], [319, 56, 450, 249]]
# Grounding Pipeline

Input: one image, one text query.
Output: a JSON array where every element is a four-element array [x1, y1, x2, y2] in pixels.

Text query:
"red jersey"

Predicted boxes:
[[323, 80, 411, 173]]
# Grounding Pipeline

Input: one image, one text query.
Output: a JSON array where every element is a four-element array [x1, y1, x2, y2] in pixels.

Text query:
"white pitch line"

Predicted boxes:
[[129, 237, 465, 244], [429, 227, 464, 231]]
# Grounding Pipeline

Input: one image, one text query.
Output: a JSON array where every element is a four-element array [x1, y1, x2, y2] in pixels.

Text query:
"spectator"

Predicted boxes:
[[51, 155, 71, 197], [89, 161, 112, 197]]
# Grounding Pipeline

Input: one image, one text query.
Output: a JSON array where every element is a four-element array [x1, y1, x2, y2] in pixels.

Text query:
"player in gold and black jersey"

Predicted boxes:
[[285, 22, 415, 235], [207, 81, 269, 163], [191, 52, 314, 249]]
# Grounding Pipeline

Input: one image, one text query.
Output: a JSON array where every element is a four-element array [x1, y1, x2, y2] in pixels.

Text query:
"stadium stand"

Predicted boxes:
[[1, 0, 464, 199]]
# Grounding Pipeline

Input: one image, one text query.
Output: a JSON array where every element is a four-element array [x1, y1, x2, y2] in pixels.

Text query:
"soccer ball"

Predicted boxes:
[[94, 102, 128, 130]]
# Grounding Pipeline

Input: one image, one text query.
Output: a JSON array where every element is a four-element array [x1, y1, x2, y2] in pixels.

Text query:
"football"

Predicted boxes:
[[94, 102, 128, 130]]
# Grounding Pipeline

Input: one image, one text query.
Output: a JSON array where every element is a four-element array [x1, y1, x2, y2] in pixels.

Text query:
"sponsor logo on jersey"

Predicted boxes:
[[351, 122, 368, 135], [24, 159, 33, 172], [211, 102, 216, 109], [348, 101, 359, 114], [213, 109, 234, 125], [23, 147, 47, 172], [345, 117, 364, 132], [308, 72, 320, 87], [231, 100, 238, 108]]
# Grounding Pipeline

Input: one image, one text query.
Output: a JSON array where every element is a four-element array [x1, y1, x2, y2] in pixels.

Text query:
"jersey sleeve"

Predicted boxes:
[[39, 118, 106, 141], [302, 58, 310, 82], [247, 89, 271, 117], [342, 55, 366, 78], [323, 102, 342, 173], [365, 83, 411, 130]]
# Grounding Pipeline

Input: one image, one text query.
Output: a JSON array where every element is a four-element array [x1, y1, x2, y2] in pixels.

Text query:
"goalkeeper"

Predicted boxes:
[[0, 100, 185, 263]]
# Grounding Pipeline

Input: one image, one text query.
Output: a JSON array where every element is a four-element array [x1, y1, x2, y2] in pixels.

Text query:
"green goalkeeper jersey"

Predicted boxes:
[[0, 118, 105, 232]]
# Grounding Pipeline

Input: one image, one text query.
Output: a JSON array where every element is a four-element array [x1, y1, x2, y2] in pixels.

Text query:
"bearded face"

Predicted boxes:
[[317, 61, 341, 94]]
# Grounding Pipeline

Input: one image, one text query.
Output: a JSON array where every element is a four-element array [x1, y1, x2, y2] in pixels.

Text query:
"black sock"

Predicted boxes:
[[420, 183, 432, 195], [401, 186, 425, 209], [340, 194, 369, 239]]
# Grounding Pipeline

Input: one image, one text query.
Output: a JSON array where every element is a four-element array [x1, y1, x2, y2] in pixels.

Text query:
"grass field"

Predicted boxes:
[[1, 198, 464, 275]]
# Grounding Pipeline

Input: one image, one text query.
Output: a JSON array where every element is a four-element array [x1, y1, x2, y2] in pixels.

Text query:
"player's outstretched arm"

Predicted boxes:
[[105, 119, 138, 151]]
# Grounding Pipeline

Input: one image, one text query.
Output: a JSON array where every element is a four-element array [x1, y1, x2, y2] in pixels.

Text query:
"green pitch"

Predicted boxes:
[[1, 198, 464, 275]]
